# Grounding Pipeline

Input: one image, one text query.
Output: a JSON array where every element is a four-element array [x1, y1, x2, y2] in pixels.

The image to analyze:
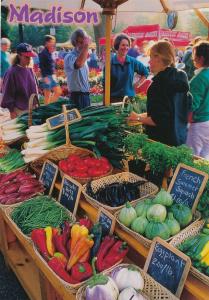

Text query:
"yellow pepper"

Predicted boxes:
[[200, 241, 209, 259], [70, 224, 89, 253], [201, 251, 209, 267], [45, 226, 55, 257]]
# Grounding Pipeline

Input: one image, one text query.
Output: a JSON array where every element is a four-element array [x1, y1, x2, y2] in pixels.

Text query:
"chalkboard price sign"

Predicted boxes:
[[144, 238, 191, 297], [46, 108, 82, 130], [97, 208, 115, 236], [58, 175, 82, 216], [168, 163, 208, 212], [39, 160, 58, 195]]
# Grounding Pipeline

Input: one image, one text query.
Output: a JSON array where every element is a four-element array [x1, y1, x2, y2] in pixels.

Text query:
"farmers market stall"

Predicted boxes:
[[1, 101, 209, 300]]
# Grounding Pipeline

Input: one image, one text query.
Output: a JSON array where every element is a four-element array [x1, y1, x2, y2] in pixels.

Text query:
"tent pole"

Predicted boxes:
[[104, 15, 112, 106], [194, 9, 209, 40]]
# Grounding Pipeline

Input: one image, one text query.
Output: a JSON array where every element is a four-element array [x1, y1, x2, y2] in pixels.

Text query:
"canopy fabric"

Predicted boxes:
[[99, 25, 192, 47], [2, 0, 209, 12]]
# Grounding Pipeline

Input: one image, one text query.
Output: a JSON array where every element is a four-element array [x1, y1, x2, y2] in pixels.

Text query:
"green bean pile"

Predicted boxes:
[[11, 195, 73, 235]]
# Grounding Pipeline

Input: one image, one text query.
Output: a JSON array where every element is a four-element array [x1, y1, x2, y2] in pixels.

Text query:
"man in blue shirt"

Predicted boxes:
[[64, 29, 91, 109]]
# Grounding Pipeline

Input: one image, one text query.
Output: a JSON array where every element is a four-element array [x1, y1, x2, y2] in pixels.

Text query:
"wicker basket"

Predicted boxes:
[[30, 144, 94, 176], [4, 197, 76, 243], [33, 244, 123, 294], [76, 263, 178, 300], [170, 220, 209, 286], [115, 198, 201, 248], [82, 172, 158, 212]]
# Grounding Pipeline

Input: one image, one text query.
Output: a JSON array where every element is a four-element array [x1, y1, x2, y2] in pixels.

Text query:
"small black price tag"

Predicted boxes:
[[46, 108, 82, 130], [39, 160, 58, 195], [58, 175, 82, 216], [97, 208, 115, 236]]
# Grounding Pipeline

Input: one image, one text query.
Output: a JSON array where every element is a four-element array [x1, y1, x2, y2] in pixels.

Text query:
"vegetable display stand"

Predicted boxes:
[[76, 263, 178, 300], [78, 197, 209, 300], [0, 208, 76, 300], [30, 144, 93, 176], [115, 198, 201, 248], [82, 172, 158, 212], [170, 220, 209, 286]]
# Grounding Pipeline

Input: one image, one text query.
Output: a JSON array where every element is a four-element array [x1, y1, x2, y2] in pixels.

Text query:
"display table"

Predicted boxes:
[[0, 187, 209, 300]]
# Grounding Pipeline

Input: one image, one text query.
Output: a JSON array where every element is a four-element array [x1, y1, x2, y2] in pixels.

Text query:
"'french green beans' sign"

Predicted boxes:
[[168, 163, 208, 213]]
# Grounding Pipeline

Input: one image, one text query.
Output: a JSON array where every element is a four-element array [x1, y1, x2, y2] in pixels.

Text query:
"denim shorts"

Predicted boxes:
[[40, 75, 58, 90]]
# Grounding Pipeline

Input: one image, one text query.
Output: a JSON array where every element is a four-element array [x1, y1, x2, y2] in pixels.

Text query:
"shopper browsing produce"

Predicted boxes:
[[128, 40, 191, 146], [1, 43, 38, 118], [186, 41, 209, 159]]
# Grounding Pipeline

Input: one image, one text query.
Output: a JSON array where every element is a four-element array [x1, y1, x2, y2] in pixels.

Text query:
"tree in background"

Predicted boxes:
[[1, 6, 10, 38]]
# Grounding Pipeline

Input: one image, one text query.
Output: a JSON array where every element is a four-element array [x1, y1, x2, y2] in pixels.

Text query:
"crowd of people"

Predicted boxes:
[[0, 29, 209, 159]]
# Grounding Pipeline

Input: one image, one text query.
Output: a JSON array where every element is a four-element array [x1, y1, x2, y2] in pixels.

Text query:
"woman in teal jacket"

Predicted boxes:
[[186, 41, 209, 159]]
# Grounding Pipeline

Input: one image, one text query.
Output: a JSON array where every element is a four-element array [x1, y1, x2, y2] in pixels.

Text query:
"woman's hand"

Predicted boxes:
[[128, 111, 139, 121]]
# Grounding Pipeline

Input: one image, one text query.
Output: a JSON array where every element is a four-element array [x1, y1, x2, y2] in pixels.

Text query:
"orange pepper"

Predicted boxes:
[[70, 224, 89, 254], [67, 235, 94, 271]]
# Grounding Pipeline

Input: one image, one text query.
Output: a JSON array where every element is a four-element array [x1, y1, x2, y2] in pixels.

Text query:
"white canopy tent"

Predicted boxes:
[[2, 0, 209, 12], [2, 0, 209, 105]]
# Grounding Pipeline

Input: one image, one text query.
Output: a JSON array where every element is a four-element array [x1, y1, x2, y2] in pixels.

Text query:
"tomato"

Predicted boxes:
[[88, 168, 104, 177], [67, 163, 74, 172], [58, 160, 68, 172], [100, 162, 111, 173], [71, 171, 88, 178], [75, 164, 88, 173], [67, 155, 81, 164]]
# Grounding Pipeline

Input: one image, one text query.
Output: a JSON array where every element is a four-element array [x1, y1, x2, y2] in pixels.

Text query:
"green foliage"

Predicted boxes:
[[1, 7, 10, 37], [124, 133, 148, 158]]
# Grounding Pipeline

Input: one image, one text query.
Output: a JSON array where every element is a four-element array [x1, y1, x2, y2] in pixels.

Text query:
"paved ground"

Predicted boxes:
[[0, 252, 29, 300]]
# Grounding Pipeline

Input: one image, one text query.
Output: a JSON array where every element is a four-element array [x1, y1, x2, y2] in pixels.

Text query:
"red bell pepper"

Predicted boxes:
[[96, 235, 116, 272], [48, 257, 78, 284], [53, 232, 69, 259], [79, 217, 93, 230], [71, 262, 92, 282], [103, 241, 129, 269], [31, 229, 49, 260]]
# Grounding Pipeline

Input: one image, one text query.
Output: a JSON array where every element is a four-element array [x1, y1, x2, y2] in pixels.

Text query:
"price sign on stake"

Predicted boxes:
[[58, 175, 82, 216], [39, 160, 58, 195], [46, 108, 82, 130], [168, 163, 208, 212], [144, 237, 191, 298], [97, 208, 115, 236]]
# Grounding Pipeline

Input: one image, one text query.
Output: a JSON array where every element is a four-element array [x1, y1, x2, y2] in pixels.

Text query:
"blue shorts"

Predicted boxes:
[[40, 75, 58, 90]]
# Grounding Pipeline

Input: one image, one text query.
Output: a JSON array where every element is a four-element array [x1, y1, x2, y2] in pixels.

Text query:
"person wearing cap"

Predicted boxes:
[[39, 35, 62, 105], [1, 43, 38, 118], [0, 38, 11, 89], [64, 28, 92, 109]]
